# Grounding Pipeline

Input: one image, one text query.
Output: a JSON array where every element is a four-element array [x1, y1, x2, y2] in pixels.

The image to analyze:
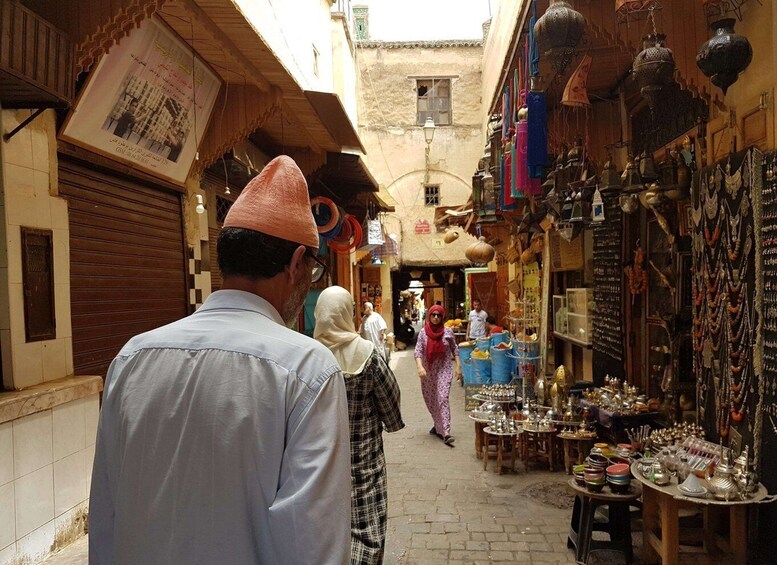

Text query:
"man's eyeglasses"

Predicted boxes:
[[306, 250, 327, 283]]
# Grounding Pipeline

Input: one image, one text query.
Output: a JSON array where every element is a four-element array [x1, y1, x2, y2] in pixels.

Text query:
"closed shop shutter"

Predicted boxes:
[[58, 160, 187, 378]]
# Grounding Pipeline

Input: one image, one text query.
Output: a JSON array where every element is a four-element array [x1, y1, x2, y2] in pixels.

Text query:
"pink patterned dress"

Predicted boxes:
[[414, 327, 459, 436]]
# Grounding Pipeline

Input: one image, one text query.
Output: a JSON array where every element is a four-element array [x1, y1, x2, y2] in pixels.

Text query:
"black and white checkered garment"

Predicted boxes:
[[344, 349, 405, 565]]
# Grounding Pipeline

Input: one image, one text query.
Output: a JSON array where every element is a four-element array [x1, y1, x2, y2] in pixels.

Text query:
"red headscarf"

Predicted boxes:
[[424, 305, 447, 363]]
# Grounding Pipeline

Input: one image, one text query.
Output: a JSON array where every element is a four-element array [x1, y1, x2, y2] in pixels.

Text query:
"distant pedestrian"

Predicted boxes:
[[360, 301, 387, 358], [89, 156, 351, 564], [315, 286, 405, 565], [467, 299, 488, 340], [415, 304, 461, 446]]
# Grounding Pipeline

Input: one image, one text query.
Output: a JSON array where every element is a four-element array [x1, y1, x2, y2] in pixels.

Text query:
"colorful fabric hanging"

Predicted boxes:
[[527, 90, 548, 179], [515, 119, 528, 198], [529, 0, 539, 77], [503, 141, 517, 210]]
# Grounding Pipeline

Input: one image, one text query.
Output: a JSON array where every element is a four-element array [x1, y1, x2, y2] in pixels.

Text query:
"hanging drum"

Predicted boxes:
[[696, 18, 752, 95]]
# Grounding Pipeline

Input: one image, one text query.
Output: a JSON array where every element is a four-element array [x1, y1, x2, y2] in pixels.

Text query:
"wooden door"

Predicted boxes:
[[469, 271, 497, 322]]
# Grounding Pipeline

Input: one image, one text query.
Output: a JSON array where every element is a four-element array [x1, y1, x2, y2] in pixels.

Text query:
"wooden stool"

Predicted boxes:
[[567, 478, 642, 564], [470, 419, 488, 459], [521, 428, 557, 471], [483, 427, 521, 474], [557, 433, 595, 474]]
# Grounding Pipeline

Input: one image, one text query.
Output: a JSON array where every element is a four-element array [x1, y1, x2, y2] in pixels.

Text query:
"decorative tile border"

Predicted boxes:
[[0, 376, 103, 424]]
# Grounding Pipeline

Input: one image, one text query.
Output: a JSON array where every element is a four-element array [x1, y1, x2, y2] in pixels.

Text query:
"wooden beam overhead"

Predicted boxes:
[[173, 0, 271, 92]]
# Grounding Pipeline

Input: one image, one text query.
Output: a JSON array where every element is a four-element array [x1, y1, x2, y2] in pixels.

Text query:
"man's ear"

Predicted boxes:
[[287, 245, 308, 281]]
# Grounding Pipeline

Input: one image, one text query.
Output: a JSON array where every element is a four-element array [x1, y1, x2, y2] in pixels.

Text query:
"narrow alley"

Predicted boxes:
[[382, 350, 575, 565]]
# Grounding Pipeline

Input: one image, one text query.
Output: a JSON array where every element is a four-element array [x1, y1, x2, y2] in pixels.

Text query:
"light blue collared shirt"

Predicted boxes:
[[89, 290, 351, 564]]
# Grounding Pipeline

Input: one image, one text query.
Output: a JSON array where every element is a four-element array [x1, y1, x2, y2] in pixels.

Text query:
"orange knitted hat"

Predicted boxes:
[[223, 155, 319, 249]]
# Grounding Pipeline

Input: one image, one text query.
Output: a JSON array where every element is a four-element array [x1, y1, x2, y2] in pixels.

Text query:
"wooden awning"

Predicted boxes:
[[0, 0, 74, 108], [315, 152, 378, 194], [158, 0, 364, 166]]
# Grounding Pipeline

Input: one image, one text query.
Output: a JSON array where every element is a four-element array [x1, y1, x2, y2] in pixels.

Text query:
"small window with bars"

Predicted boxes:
[[424, 184, 440, 207], [216, 195, 233, 225], [417, 78, 451, 126]]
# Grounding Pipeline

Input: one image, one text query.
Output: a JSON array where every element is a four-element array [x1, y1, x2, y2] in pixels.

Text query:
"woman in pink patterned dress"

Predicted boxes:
[[414, 305, 461, 446]]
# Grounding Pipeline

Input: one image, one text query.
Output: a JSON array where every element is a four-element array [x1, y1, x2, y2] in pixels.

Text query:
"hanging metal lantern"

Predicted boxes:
[[600, 158, 622, 193], [619, 193, 640, 214], [534, 1, 585, 68], [621, 155, 643, 193], [638, 151, 659, 182], [616, 0, 661, 23], [632, 34, 676, 110], [591, 186, 605, 223], [658, 147, 678, 190], [696, 18, 753, 95]]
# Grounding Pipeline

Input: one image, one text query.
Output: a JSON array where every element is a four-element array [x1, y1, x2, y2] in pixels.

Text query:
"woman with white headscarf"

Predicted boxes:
[[315, 286, 405, 565]]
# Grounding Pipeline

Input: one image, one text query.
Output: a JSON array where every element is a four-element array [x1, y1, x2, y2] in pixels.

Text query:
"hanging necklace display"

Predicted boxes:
[[724, 160, 743, 198], [704, 189, 719, 220]]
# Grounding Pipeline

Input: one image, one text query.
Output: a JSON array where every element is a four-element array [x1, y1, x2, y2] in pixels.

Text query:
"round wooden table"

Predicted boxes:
[[567, 478, 642, 564], [630, 461, 773, 565], [482, 426, 522, 474], [468, 413, 491, 459], [520, 426, 558, 471], [556, 432, 596, 474]]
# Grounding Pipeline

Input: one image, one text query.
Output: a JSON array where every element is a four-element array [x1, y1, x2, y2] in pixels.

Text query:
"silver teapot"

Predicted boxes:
[[651, 460, 672, 486], [733, 446, 758, 499], [705, 445, 739, 501]]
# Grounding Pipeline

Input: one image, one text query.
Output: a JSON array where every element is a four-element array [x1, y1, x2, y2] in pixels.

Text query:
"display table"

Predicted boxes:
[[630, 461, 773, 565], [520, 427, 557, 471], [557, 432, 596, 474], [468, 413, 490, 459], [567, 478, 642, 564], [577, 399, 662, 444], [482, 427, 521, 474]]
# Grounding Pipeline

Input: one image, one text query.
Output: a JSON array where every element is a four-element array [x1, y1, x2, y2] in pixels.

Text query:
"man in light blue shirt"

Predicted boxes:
[[90, 157, 351, 564]]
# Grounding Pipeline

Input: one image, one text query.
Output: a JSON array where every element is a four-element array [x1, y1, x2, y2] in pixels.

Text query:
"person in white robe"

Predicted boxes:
[[359, 302, 388, 359]]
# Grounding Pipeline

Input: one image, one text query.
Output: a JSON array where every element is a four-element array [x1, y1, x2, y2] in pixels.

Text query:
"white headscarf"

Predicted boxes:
[[314, 286, 375, 375]]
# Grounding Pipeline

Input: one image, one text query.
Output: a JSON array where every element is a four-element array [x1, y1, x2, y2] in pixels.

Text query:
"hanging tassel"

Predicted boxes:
[[503, 141, 517, 210], [527, 90, 548, 180]]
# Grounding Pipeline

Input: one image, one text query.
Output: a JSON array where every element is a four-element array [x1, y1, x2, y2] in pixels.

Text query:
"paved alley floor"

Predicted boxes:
[[383, 349, 577, 565]]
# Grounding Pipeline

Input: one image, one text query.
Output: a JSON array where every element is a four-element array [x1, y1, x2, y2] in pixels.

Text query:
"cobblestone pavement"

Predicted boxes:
[[384, 349, 578, 565]]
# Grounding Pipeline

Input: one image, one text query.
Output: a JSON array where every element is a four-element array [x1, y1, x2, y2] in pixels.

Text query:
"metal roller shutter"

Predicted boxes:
[[58, 160, 188, 378]]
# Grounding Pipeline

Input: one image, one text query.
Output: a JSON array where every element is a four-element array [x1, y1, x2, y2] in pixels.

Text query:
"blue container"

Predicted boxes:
[[490, 347, 514, 384], [470, 354, 492, 385], [476, 337, 491, 351], [458, 343, 475, 364], [490, 331, 510, 348]]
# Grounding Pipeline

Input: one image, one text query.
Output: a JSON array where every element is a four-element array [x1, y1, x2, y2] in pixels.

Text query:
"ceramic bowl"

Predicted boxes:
[[607, 463, 630, 476], [573, 474, 585, 486], [573, 464, 587, 474], [585, 480, 605, 493], [607, 474, 631, 484], [587, 454, 609, 468], [607, 479, 631, 494], [608, 456, 631, 466]]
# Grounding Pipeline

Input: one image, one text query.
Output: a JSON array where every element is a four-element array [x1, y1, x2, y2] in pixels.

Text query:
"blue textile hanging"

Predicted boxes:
[[527, 90, 548, 178], [529, 0, 540, 78]]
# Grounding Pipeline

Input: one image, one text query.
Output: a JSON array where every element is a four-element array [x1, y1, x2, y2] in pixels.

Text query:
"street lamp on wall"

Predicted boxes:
[[423, 117, 436, 185]]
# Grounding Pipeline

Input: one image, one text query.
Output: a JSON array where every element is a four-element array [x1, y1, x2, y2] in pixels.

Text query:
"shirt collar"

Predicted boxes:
[[197, 289, 285, 326]]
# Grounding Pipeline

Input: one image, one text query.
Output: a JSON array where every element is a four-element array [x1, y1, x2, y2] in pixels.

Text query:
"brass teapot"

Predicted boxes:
[[733, 446, 758, 499]]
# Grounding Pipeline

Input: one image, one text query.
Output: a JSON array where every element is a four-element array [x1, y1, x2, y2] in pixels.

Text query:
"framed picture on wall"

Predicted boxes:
[[678, 201, 693, 237], [61, 17, 222, 185]]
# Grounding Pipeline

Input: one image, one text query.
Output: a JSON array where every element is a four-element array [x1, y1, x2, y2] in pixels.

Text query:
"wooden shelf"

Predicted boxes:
[[553, 331, 593, 349]]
